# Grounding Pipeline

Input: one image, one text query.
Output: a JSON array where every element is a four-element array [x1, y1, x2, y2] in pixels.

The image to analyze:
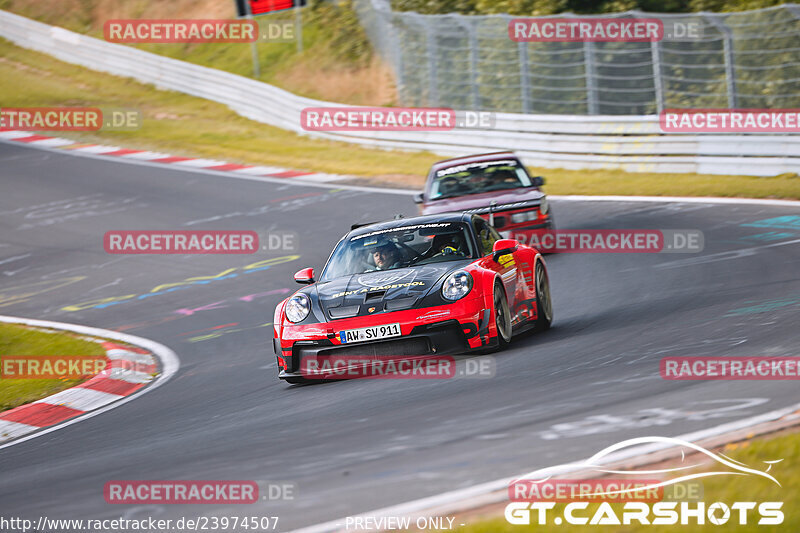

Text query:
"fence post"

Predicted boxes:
[[466, 17, 481, 110], [386, 10, 405, 105], [425, 19, 439, 107], [518, 42, 531, 114], [651, 39, 664, 113], [583, 40, 598, 114], [704, 13, 738, 108]]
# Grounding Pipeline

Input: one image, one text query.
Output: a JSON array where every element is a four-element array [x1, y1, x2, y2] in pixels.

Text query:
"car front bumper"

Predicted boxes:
[[276, 299, 493, 380]]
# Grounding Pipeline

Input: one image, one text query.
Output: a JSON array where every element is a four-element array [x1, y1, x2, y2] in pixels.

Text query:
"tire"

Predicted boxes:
[[493, 281, 512, 348], [533, 260, 553, 332]]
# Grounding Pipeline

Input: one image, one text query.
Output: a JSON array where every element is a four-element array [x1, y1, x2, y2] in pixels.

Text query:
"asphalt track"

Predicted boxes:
[[0, 141, 798, 531]]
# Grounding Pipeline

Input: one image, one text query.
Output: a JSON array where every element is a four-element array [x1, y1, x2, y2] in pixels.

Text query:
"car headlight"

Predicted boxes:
[[285, 293, 311, 323], [510, 212, 528, 223], [511, 210, 539, 223], [540, 196, 549, 215], [442, 270, 473, 301]]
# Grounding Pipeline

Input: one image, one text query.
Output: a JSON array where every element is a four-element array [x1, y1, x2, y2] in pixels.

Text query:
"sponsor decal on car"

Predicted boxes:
[[357, 270, 414, 286], [332, 282, 425, 298]]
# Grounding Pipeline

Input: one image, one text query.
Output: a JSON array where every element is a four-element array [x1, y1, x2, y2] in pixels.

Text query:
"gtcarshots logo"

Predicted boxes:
[[505, 437, 784, 526]]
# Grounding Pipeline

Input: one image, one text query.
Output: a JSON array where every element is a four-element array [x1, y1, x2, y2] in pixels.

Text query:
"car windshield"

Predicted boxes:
[[429, 159, 532, 200], [321, 222, 476, 280]]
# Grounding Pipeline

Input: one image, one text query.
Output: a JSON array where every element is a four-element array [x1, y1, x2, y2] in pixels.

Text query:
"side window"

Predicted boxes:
[[474, 217, 498, 256]]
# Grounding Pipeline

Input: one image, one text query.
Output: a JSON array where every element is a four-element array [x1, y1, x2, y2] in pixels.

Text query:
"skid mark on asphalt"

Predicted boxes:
[[0, 276, 86, 308], [654, 237, 800, 269], [8, 194, 146, 230], [184, 189, 365, 227], [538, 398, 769, 440]]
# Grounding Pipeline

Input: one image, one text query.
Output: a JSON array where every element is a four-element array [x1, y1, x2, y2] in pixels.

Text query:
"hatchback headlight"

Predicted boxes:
[[442, 270, 473, 301], [285, 294, 311, 323], [540, 196, 549, 215]]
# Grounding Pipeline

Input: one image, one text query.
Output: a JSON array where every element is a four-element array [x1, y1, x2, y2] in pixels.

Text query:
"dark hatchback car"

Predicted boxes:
[[414, 152, 553, 243]]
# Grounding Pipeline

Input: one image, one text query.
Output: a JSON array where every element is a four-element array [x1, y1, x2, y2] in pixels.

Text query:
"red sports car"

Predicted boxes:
[[273, 213, 552, 383], [414, 152, 554, 246]]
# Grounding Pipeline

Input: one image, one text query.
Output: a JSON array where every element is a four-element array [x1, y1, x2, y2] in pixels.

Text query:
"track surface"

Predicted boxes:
[[0, 142, 798, 530]]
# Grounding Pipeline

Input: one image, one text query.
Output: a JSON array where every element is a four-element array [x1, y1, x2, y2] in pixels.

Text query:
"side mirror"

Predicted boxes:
[[293, 267, 315, 284], [531, 176, 545, 187], [413, 192, 424, 204], [492, 239, 518, 262]]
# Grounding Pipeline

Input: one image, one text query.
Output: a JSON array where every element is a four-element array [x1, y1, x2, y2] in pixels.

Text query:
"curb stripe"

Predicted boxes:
[[101, 148, 143, 157], [268, 169, 314, 178], [0, 403, 83, 427], [207, 163, 252, 172], [0, 326, 172, 445], [13, 134, 52, 143], [79, 377, 144, 396]]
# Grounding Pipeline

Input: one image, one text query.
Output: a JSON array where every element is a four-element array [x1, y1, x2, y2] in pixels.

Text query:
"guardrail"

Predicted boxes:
[[1, 9, 797, 176]]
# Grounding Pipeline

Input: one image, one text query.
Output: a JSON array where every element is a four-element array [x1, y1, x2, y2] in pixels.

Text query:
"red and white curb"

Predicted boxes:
[[3, 129, 800, 206], [0, 130, 348, 184], [0, 315, 179, 449]]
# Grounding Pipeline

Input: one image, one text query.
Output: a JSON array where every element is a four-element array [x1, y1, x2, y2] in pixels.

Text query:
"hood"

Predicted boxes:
[[314, 262, 471, 320], [423, 187, 544, 215]]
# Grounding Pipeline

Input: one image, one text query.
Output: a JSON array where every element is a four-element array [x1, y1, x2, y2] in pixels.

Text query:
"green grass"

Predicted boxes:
[[459, 431, 800, 532], [0, 323, 106, 412], [1, 37, 798, 198]]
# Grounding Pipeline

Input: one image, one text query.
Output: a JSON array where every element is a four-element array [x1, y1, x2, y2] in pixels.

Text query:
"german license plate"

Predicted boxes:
[[339, 323, 401, 344]]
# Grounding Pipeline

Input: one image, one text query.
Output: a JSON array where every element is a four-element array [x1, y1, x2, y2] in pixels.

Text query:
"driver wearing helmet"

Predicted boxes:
[[466, 171, 490, 192], [371, 240, 403, 270]]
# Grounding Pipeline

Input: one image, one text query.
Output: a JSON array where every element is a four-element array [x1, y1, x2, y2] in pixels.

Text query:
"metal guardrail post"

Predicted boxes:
[[651, 40, 664, 113], [704, 13, 738, 109], [583, 40, 598, 115]]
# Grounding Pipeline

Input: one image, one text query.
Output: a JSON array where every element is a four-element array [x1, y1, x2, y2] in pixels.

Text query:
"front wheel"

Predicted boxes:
[[533, 260, 553, 332], [493, 282, 512, 348]]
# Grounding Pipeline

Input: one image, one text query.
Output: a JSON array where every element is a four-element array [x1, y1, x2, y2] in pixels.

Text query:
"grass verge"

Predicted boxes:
[[1, 38, 798, 199], [0, 323, 106, 412], [458, 430, 799, 532]]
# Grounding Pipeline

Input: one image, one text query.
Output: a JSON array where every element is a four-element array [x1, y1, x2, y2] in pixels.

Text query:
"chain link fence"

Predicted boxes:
[[354, 0, 800, 115]]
